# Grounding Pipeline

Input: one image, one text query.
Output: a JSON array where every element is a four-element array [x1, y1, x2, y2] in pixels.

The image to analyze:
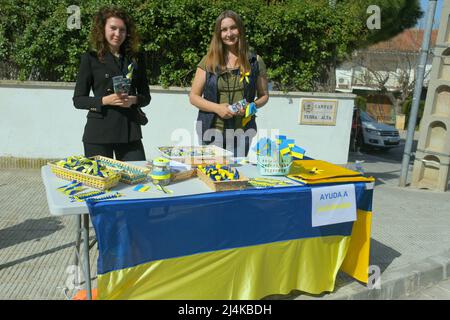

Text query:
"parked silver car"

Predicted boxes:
[[359, 111, 401, 149]]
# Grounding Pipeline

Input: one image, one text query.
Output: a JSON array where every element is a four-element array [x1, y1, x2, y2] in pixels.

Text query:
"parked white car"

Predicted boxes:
[[359, 111, 401, 149]]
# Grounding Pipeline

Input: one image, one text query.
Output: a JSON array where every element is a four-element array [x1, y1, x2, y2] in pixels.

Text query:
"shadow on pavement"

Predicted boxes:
[[348, 138, 418, 165], [363, 170, 401, 187], [0, 235, 97, 271], [0, 217, 64, 250], [0, 241, 74, 271], [369, 238, 402, 274]]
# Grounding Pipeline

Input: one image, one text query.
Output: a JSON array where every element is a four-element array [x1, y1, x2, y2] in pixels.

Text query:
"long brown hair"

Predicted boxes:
[[204, 10, 250, 74], [89, 6, 139, 62]]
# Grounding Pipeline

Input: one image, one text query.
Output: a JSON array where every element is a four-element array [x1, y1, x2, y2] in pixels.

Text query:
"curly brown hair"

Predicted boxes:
[[89, 6, 140, 62]]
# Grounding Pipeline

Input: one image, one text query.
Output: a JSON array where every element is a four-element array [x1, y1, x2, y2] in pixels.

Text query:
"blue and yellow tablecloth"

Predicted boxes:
[[87, 179, 373, 300]]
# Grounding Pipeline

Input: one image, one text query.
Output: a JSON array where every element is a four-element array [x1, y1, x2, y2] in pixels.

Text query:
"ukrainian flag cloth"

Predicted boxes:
[[87, 183, 372, 300]]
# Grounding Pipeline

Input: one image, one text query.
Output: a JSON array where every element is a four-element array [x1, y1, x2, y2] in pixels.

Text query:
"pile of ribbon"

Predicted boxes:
[[198, 164, 240, 182], [56, 179, 124, 202], [55, 156, 116, 178]]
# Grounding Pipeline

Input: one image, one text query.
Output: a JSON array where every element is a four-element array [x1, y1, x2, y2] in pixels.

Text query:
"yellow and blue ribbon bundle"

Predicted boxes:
[[57, 180, 87, 196], [88, 192, 124, 202], [70, 190, 106, 202], [55, 156, 115, 178], [198, 164, 240, 182]]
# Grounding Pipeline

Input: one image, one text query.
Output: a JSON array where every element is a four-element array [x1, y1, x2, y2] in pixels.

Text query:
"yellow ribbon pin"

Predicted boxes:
[[309, 167, 324, 174], [239, 71, 250, 84], [126, 63, 134, 79]]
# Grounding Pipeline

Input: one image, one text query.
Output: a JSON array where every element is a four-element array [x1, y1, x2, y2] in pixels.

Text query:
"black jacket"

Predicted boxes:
[[73, 51, 151, 144]]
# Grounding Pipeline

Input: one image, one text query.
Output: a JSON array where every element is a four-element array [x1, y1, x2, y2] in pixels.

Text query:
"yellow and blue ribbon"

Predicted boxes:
[[199, 164, 240, 182], [242, 102, 257, 127], [126, 62, 135, 80], [133, 184, 151, 192]]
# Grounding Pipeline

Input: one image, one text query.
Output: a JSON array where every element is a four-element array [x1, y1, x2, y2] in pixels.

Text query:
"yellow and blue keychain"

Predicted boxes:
[[88, 192, 124, 202], [133, 184, 151, 192], [57, 180, 87, 196]]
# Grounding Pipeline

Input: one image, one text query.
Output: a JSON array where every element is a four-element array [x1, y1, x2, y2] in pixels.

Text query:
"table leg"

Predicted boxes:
[[81, 213, 92, 300], [72, 215, 82, 291], [73, 215, 81, 269]]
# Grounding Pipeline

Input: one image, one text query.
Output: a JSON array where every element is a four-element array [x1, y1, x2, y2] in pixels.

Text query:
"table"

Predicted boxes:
[[42, 161, 373, 300], [41, 160, 208, 300]]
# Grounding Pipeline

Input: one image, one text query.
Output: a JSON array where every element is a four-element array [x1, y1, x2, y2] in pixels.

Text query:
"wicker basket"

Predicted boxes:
[[48, 161, 121, 190], [95, 156, 150, 184], [257, 155, 293, 176]]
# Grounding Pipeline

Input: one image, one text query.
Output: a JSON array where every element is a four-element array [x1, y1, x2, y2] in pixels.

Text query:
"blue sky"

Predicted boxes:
[[417, 0, 443, 28]]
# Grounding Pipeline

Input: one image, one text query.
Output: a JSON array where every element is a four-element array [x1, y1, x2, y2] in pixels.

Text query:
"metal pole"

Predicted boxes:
[[399, 0, 437, 187], [81, 214, 92, 300]]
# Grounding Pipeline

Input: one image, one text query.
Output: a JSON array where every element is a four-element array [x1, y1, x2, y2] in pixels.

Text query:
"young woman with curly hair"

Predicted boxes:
[[73, 6, 151, 161]]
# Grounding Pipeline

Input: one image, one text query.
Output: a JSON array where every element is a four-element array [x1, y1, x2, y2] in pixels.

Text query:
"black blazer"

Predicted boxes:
[[73, 51, 151, 144]]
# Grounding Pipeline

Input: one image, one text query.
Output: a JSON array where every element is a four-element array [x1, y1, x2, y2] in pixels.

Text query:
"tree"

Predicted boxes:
[[0, 0, 423, 91], [319, 0, 423, 92], [342, 30, 432, 116]]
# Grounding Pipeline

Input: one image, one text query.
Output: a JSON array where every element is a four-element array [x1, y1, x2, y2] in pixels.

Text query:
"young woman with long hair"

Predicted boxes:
[[189, 10, 269, 157]]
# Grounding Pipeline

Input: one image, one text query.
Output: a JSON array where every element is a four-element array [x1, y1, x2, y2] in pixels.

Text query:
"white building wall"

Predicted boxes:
[[0, 81, 355, 164]]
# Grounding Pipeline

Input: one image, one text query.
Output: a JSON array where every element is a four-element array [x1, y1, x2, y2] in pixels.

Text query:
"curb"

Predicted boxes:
[[327, 249, 450, 300]]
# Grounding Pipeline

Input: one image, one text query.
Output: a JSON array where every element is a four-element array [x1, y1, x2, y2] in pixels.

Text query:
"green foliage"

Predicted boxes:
[[355, 96, 367, 111], [402, 97, 425, 125], [361, 0, 423, 46], [0, 0, 422, 90]]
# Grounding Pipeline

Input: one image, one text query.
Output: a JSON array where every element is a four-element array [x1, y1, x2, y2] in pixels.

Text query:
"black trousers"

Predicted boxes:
[[83, 140, 146, 161]]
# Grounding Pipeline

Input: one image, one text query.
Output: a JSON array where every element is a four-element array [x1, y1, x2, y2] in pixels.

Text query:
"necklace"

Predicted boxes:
[[224, 70, 239, 105]]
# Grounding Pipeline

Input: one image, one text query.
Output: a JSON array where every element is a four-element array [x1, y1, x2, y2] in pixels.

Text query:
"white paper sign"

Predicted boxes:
[[311, 184, 357, 227]]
